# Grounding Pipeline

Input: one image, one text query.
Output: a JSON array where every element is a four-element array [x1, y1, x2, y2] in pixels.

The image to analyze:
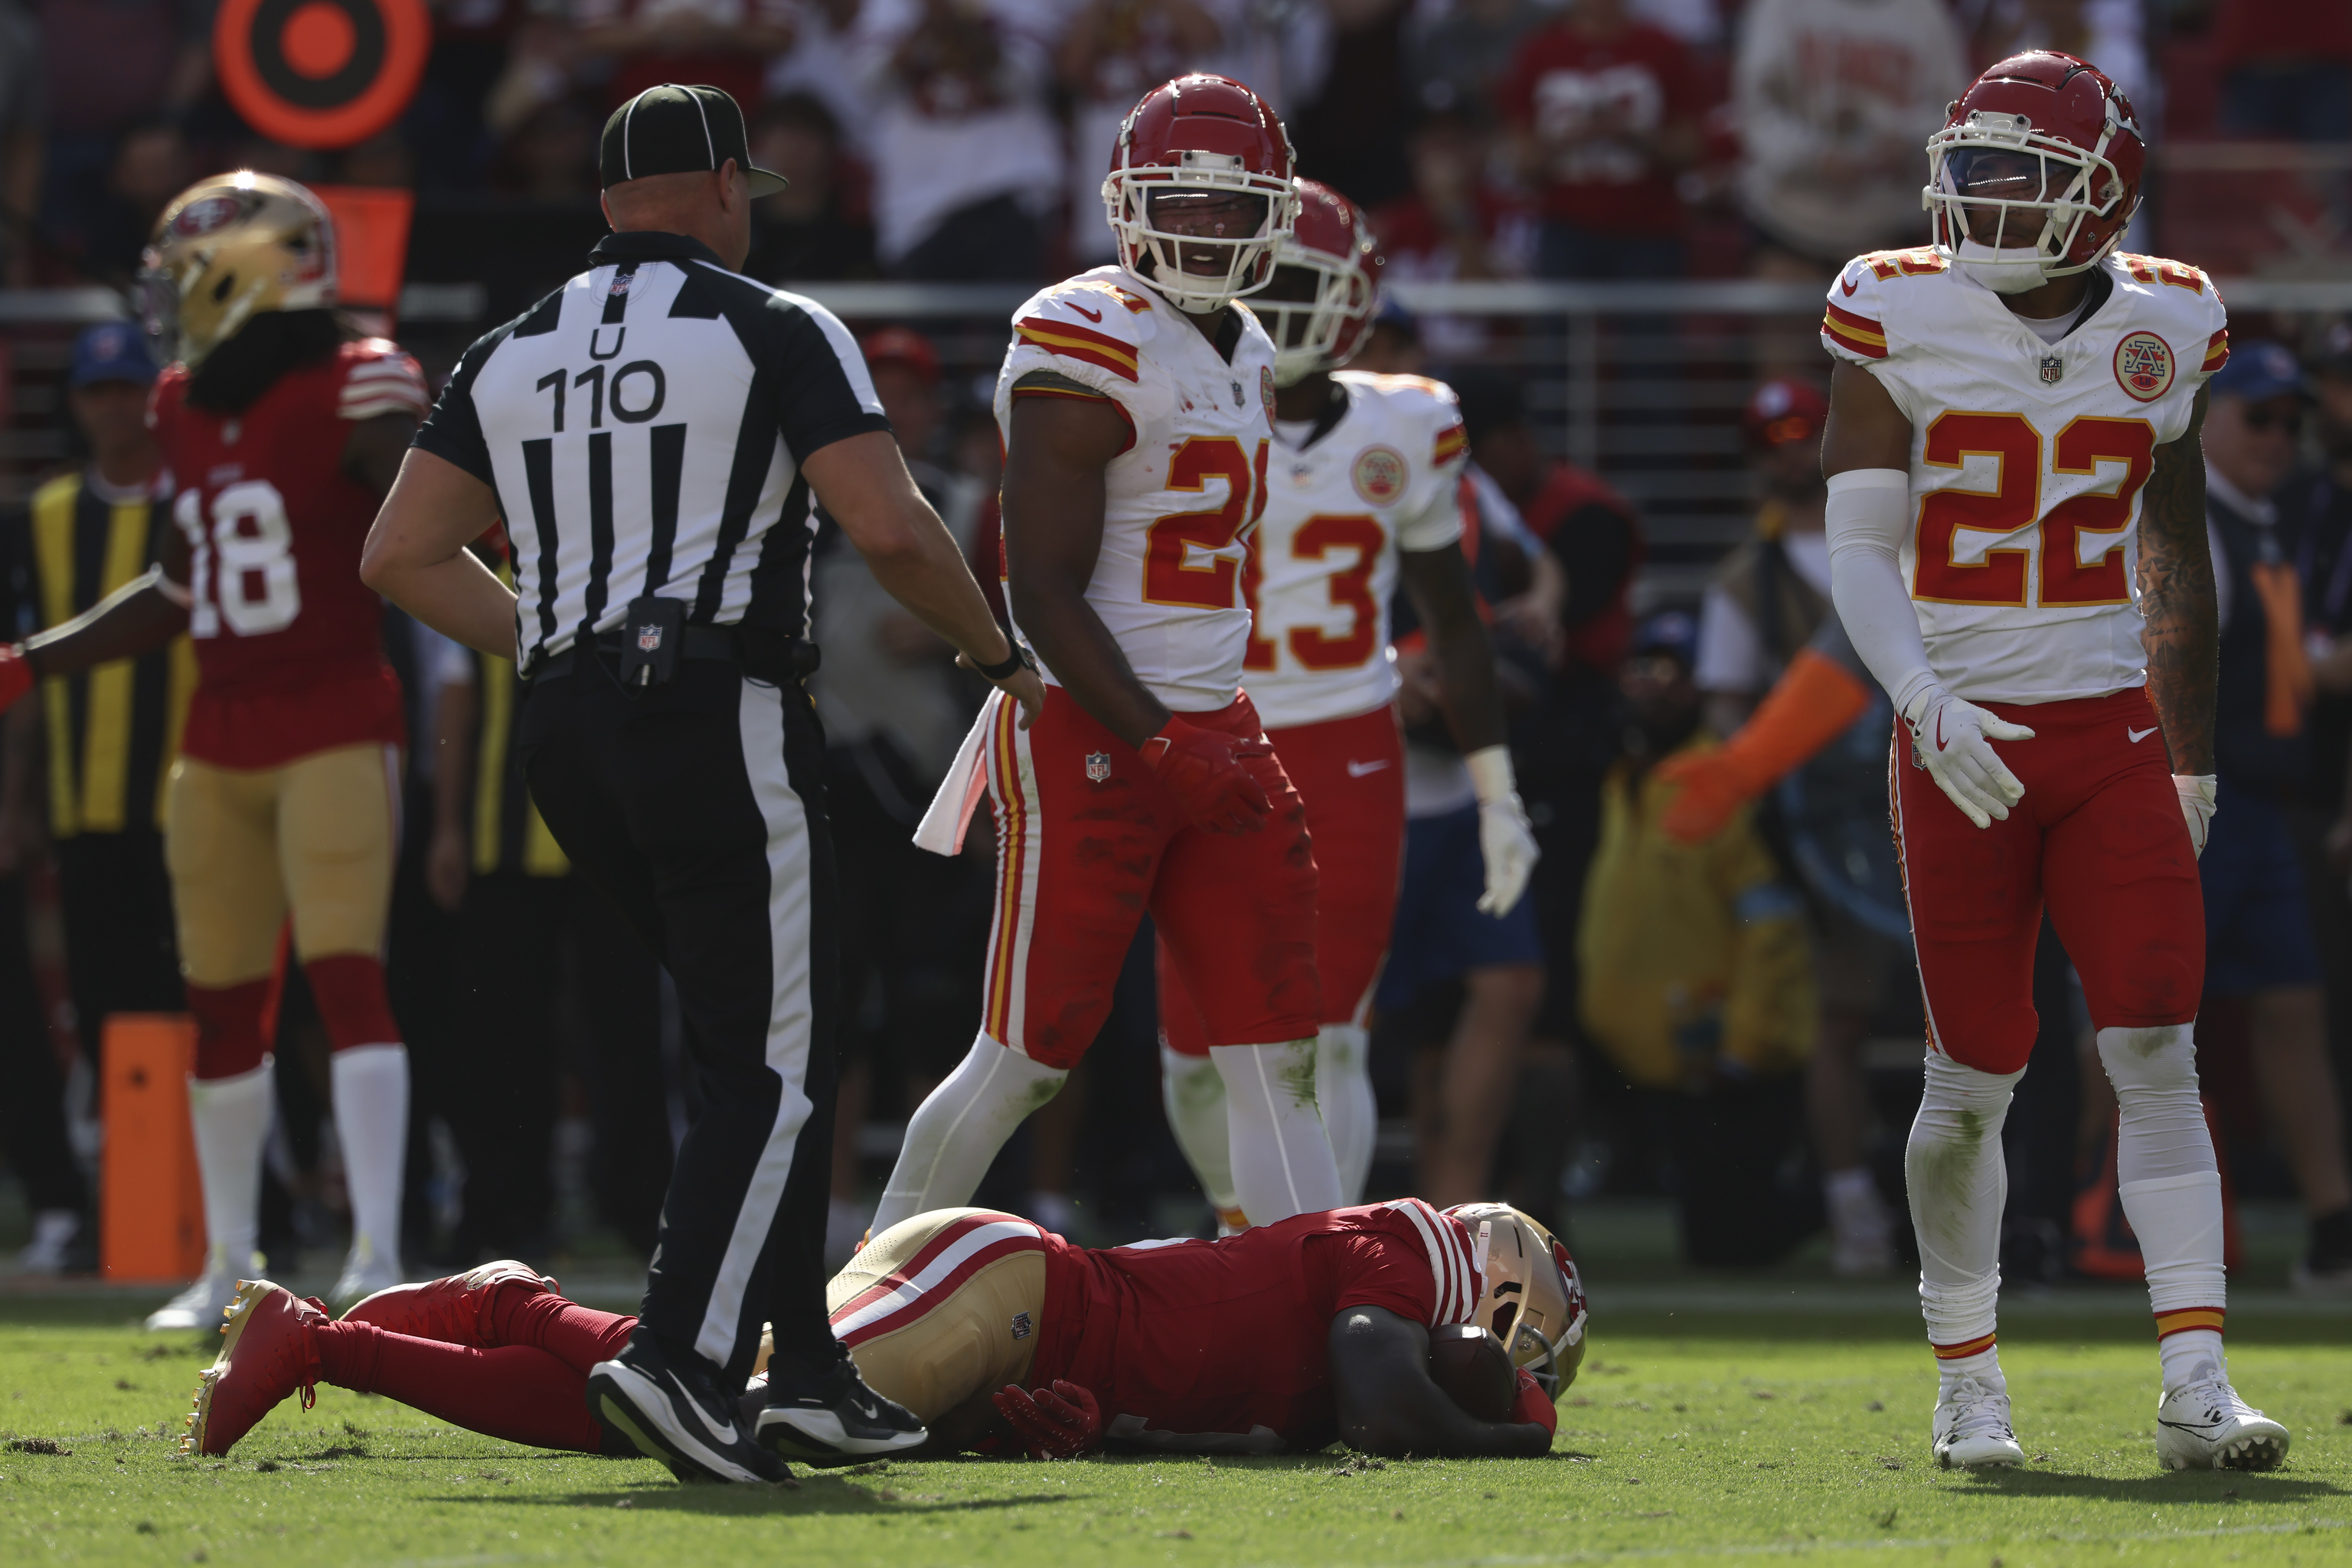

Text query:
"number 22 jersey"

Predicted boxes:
[[1820, 248, 2227, 705], [993, 266, 1279, 713], [147, 338, 426, 766]]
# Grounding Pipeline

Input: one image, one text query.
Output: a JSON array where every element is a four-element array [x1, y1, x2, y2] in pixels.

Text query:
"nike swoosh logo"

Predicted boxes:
[[1840, 275, 1860, 296], [669, 1374, 740, 1446], [1346, 759, 1391, 776], [1934, 710, 1947, 750], [1069, 303, 1103, 322], [2128, 725, 2159, 743]]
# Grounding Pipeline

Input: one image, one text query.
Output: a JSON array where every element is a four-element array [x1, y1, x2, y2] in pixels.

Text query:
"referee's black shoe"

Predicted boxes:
[[587, 1332, 788, 1484], [755, 1341, 926, 1465]]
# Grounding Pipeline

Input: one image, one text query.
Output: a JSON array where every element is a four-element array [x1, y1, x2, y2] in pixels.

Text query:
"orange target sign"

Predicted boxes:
[[215, 0, 430, 149]]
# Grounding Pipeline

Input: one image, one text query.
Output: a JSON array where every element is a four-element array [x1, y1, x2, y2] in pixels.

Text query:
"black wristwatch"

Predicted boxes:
[[974, 643, 1036, 683]]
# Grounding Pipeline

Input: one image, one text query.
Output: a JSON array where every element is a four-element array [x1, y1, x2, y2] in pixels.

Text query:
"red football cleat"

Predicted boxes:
[[339, 1259, 558, 1346], [183, 1280, 327, 1456]]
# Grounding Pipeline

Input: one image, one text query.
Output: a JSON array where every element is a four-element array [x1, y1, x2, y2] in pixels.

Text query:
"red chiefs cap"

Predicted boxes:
[[1742, 379, 1828, 449], [861, 327, 941, 386]]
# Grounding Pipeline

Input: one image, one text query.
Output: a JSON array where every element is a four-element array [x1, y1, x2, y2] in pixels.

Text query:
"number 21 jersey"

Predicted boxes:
[[148, 338, 426, 766], [1821, 248, 2227, 704], [994, 267, 1279, 712]]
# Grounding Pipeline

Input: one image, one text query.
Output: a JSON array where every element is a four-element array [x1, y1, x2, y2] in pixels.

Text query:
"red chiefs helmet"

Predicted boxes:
[[1924, 51, 2145, 291], [1103, 74, 1298, 314], [1257, 179, 1383, 386]]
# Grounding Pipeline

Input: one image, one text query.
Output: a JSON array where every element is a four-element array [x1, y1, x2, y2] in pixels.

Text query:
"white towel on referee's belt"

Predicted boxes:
[[913, 690, 999, 856]]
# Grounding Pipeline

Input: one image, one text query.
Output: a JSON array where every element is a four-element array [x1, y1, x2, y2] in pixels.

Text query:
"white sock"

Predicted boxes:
[[1824, 1166, 1886, 1230], [2095, 1025, 2227, 1354], [1315, 1023, 1377, 1204], [188, 1060, 273, 1279], [1938, 1344, 2007, 1400], [2158, 1327, 2227, 1392], [871, 1032, 1066, 1236], [1210, 1039, 1343, 1226], [1160, 1044, 1242, 1223], [1906, 1054, 2021, 1355], [330, 1044, 408, 1279]]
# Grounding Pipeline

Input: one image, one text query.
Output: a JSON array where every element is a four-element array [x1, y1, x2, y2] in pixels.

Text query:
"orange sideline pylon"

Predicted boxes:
[[100, 1015, 205, 1282]]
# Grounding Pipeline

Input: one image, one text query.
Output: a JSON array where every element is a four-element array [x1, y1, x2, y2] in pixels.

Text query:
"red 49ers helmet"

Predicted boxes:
[[1103, 74, 1298, 315], [1923, 51, 2145, 292], [1258, 179, 1383, 387]]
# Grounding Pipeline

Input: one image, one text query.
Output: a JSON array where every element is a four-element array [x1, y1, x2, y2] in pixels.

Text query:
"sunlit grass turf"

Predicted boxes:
[[2, 1302, 2347, 1567]]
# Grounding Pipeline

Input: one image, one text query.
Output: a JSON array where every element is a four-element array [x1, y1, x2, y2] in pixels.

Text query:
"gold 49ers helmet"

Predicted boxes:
[[1446, 1202, 1590, 1396], [140, 172, 338, 369]]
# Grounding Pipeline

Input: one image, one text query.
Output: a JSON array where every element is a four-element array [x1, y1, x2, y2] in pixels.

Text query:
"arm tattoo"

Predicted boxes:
[[2135, 387, 2217, 776]]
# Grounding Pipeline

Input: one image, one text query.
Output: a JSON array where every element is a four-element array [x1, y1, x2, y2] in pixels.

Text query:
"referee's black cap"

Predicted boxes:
[[601, 84, 788, 197]]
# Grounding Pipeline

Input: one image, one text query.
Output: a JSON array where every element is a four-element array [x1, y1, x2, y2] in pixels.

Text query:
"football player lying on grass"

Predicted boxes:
[[181, 1200, 1583, 1476]]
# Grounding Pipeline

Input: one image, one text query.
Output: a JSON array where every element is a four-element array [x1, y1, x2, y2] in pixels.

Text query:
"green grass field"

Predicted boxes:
[[3, 1293, 2348, 1568]]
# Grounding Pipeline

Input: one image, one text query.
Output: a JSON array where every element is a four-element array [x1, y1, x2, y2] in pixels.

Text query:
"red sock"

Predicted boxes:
[[491, 1292, 638, 1378], [303, 953, 401, 1050], [314, 1321, 607, 1453], [188, 979, 272, 1078]]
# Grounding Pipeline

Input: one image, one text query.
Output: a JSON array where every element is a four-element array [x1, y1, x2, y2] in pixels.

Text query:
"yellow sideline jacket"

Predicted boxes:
[[1576, 733, 1816, 1091]]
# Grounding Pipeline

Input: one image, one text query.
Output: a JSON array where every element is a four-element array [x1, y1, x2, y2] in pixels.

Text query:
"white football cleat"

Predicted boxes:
[[1932, 1376, 2026, 1468], [328, 1235, 403, 1315], [2154, 1377, 2290, 1472], [144, 1250, 258, 1332]]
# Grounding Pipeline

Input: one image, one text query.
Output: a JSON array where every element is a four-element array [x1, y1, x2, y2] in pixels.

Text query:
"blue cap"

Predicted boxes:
[[2208, 339, 2305, 403], [69, 322, 158, 389], [1631, 609, 1698, 664]]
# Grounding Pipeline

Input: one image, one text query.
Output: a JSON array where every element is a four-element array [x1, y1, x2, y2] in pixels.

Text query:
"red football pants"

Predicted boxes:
[[1159, 701, 1404, 1057], [984, 686, 1319, 1068], [1893, 686, 2203, 1075]]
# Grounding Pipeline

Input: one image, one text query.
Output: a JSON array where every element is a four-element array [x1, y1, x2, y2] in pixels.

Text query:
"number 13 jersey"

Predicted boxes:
[[148, 338, 427, 767], [994, 266, 1279, 712], [1243, 372, 1469, 729], [1821, 247, 2228, 705]]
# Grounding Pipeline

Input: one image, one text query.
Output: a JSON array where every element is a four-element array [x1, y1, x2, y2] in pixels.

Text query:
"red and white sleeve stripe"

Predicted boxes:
[[1381, 1197, 1481, 1326], [340, 354, 430, 421]]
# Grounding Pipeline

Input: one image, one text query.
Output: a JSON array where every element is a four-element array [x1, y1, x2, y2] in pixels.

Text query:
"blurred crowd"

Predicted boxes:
[[3, 0, 2352, 1289], [5, 0, 2351, 294]]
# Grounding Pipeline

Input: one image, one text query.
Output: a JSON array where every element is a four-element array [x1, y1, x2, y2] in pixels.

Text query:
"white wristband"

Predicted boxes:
[[1466, 744, 1517, 804], [149, 567, 193, 609]]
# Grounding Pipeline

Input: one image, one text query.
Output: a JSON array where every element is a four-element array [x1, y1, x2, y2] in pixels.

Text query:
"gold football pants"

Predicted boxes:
[[820, 1209, 1048, 1423], [165, 743, 400, 987]]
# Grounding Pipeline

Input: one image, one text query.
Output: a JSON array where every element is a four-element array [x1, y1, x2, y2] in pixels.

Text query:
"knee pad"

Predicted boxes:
[[2094, 1024, 2198, 1095], [1915, 1052, 2022, 1131]]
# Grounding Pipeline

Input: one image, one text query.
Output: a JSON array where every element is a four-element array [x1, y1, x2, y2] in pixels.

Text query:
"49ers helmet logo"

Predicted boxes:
[[2113, 331, 2174, 402], [1352, 445, 1406, 505]]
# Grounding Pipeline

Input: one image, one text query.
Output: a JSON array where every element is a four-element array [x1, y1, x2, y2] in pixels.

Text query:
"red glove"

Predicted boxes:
[[991, 1379, 1102, 1459], [1140, 717, 1272, 834], [1510, 1369, 1557, 1436], [0, 645, 34, 714]]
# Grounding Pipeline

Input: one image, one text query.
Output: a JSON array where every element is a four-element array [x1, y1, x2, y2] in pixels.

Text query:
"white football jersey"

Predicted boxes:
[[993, 266, 1279, 710], [1822, 247, 2229, 704], [1243, 372, 1470, 729]]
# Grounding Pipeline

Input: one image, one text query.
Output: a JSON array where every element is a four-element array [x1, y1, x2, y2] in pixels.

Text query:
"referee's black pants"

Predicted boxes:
[[518, 651, 839, 1390]]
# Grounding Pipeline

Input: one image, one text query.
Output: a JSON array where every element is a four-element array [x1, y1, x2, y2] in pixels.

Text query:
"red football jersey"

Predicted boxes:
[[149, 339, 426, 768], [1032, 1200, 1481, 1452]]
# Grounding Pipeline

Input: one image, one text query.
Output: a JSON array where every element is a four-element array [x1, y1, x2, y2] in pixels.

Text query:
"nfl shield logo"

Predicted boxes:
[[636, 624, 663, 652], [2039, 354, 2064, 385], [1010, 1311, 1033, 1341], [1085, 751, 1112, 783]]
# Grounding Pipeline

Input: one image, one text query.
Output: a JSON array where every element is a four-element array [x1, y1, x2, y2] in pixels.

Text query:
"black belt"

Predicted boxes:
[[529, 626, 821, 684]]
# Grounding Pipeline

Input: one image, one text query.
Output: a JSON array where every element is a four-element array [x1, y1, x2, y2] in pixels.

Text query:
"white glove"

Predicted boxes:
[[2174, 773, 2216, 857], [1902, 684, 2035, 829], [1466, 746, 1540, 916]]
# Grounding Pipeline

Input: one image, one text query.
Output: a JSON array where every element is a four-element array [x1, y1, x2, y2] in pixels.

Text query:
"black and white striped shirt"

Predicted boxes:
[[413, 230, 888, 674]]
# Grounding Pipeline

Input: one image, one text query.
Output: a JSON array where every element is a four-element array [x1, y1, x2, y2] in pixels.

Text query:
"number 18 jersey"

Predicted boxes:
[[994, 267, 1279, 712], [1243, 372, 1469, 729], [1821, 248, 2228, 705], [148, 338, 426, 766]]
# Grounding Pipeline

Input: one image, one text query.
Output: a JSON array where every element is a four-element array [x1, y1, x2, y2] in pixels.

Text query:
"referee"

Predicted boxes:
[[361, 83, 1044, 1485]]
